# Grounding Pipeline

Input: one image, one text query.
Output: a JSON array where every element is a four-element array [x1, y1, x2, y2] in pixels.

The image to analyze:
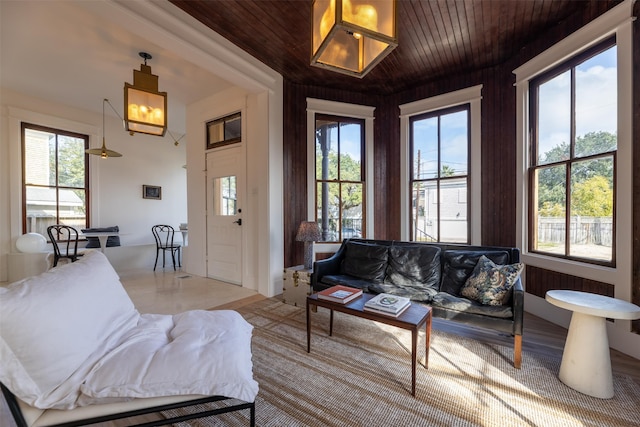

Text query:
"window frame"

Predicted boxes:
[[21, 122, 90, 237], [400, 85, 483, 244], [528, 38, 617, 266], [513, 0, 633, 286], [306, 98, 375, 251], [409, 104, 471, 244]]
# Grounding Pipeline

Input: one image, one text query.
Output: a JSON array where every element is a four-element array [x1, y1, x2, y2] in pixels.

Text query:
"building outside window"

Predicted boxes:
[[22, 123, 89, 238], [410, 105, 470, 243], [529, 38, 616, 265], [315, 114, 364, 242]]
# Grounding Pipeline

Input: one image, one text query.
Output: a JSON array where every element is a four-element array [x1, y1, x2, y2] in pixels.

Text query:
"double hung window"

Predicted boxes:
[[409, 106, 470, 243], [315, 114, 365, 242], [529, 39, 616, 265], [22, 123, 89, 237]]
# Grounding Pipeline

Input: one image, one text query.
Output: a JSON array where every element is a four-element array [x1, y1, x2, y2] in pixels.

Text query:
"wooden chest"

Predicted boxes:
[[282, 265, 312, 307]]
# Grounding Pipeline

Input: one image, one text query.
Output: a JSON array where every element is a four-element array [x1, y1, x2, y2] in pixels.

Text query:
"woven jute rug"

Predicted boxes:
[[164, 298, 640, 426]]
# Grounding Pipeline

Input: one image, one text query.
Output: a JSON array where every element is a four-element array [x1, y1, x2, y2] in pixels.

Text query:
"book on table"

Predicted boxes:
[[363, 293, 411, 316], [317, 285, 363, 304]]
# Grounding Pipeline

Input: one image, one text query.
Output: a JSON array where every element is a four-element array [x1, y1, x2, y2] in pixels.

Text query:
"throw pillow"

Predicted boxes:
[[460, 255, 523, 306]]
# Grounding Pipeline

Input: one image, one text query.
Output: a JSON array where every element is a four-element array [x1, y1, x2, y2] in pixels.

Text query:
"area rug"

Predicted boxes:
[[164, 298, 640, 426]]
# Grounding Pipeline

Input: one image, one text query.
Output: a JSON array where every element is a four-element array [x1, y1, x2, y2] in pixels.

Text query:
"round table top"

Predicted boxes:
[[546, 290, 640, 320]]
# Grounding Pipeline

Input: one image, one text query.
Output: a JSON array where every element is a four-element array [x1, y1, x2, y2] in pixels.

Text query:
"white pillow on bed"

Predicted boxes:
[[0, 251, 140, 408]]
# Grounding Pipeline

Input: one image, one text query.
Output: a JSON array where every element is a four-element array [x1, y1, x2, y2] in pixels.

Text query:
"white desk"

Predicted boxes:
[[81, 232, 120, 253], [546, 290, 640, 398]]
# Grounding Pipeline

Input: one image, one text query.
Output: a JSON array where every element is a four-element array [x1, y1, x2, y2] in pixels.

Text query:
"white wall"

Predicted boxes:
[[185, 85, 284, 298], [0, 89, 187, 281]]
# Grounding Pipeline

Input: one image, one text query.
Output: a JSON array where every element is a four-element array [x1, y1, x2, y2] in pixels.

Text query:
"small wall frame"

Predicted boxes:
[[143, 185, 162, 200]]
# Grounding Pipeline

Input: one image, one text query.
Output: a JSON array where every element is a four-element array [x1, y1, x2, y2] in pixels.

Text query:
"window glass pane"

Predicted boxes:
[[315, 119, 338, 180], [57, 135, 86, 188], [412, 117, 438, 179], [569, 157, 613, 261], [439, 177, 467, 242], [225, 115, 241, 141], [24, 128, 55, 186], [534, 165, 567, 255], [575, 46, 617, 157], [317, 181, 340, 241], [341, 183, 362, 239], [25, 186, 57, 235], [440, 111, 468, 176], [60, 188, 86, 230], [412, 181, 438, 242], [339, 122, 362, 180], [213, 175, 237, 215], [538, 71, 571, 165]]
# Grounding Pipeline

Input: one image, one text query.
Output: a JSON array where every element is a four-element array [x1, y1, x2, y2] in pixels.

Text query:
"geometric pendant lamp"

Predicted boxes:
[[311, 0, 397, 78], [124, 52, 167, 136]]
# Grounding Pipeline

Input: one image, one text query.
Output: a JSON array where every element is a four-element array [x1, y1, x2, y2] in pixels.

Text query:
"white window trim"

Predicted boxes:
[[513, 0, 634, 297], [306, 98, 375, 253], [399, 85, 483, 244], [7, 107, 99, 244]]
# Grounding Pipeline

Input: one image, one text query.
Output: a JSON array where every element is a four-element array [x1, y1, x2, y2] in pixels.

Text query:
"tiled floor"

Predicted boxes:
[[117, 268, 261, 314]]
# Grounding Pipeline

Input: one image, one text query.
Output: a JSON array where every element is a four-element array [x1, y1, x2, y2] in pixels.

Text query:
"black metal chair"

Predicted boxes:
[[152, 225, 181, 271], [46, 225, 84, 267]]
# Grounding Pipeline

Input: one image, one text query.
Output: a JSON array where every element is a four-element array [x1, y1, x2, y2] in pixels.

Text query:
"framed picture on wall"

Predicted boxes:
[[143, 185, 162, 200]]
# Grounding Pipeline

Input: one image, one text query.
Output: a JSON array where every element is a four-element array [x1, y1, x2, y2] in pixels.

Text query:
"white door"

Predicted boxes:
[[206, 147, 244, 284]]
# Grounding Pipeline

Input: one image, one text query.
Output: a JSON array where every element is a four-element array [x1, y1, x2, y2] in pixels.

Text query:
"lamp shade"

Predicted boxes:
[[311, 0, 397, 78], [16, 233, 47, 253], [296, 221, 321, 242], [124, 53, 167, 136]]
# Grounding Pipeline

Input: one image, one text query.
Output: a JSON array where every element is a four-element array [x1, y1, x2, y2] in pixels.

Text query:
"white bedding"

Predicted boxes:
[[0, 251, 258, 410]]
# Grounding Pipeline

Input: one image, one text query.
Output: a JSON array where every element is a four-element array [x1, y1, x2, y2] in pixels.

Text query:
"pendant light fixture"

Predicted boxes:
[[124, 52, 167, 136], [86, 99, 123, 159], [311, 0, 397, 78]]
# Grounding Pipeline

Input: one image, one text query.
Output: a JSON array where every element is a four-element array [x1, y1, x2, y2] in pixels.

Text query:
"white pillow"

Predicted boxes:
[[0, 251, 140, 408]]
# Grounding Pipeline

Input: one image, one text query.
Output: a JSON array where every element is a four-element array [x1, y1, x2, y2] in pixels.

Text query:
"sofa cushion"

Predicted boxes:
[[431, 292, 514, 318], [321, 274, 375, 292], [368, 282, 438, 302], [384, 244, 441, 292], [81, 226, 121, 248], [460, 256, 524, 306], [339, 241, 388, 283], [440, 250, 511, 295], [0, 251, 140, 408]]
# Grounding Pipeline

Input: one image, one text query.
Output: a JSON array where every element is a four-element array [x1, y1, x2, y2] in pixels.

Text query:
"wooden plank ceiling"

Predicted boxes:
[[170, 0, 620, 95]]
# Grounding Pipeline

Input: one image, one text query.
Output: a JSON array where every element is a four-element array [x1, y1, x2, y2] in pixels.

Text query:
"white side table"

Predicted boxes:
[[546, 290, 640, 399]]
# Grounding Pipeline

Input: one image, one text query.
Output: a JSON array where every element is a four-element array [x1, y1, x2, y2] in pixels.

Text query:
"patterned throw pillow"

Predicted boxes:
[[460, 255, 524, 306]]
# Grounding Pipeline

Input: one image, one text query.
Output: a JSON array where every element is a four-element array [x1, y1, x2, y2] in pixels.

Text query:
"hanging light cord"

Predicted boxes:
[[167, 129, 186, 146]]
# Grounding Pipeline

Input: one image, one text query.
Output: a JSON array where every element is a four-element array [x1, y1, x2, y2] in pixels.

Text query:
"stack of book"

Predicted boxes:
[[363, 293, 411, 317], [317, 285, 363, 304]]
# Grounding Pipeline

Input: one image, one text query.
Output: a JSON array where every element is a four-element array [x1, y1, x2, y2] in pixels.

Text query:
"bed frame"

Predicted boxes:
[[1, 383, 255, 427]]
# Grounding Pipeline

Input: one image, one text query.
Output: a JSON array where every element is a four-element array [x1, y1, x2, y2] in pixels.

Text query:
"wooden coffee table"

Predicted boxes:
[[307, 293, 431, 396]]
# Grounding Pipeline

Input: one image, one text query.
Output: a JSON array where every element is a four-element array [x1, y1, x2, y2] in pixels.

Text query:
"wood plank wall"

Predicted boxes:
[[282, 1, 638, 333]]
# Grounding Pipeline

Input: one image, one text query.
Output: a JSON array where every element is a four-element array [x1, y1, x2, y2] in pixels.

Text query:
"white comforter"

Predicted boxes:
[[73, 310, 259, 407]]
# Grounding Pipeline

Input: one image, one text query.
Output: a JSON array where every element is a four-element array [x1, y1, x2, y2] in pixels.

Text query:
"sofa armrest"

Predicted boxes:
[[311, 242, 348, 292], [512, 276, 524, 336]]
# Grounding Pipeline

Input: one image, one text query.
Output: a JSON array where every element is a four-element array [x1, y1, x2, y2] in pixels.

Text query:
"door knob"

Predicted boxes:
[[233, 218, 242, 226]]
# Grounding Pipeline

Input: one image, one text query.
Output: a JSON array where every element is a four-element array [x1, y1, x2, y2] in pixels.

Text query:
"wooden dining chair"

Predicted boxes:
[[151, 225, 181, 271], [46, 225, 84, 267]]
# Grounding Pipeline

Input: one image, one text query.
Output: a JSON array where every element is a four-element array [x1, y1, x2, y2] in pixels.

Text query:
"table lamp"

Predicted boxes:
[[296, 221, 321, 269]]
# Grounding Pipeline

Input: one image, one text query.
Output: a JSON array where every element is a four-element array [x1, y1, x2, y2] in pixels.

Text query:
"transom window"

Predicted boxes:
[[22, 123, 89, 237], [315, 114, 365, 242], [409, 105, 470, 243], [529, 38, 616, 265]]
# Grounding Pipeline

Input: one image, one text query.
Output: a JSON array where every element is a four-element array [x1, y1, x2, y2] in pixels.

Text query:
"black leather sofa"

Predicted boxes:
[[311, 238, 524, 368]]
